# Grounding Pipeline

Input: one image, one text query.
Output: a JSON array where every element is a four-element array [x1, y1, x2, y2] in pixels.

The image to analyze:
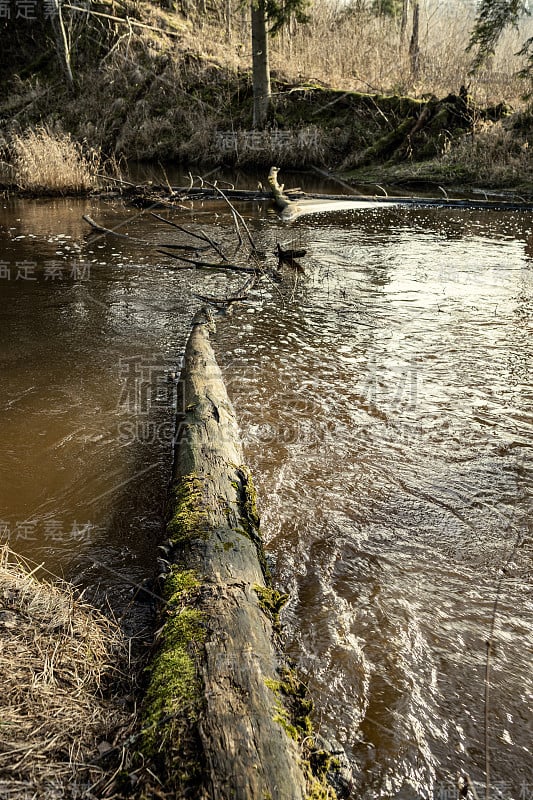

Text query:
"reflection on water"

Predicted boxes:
[[1, 191, 532, 798]]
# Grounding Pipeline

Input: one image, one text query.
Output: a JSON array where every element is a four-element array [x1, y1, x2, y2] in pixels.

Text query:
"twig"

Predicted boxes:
[[62, 3, 183, 36], [193, 273, 259, 313], [159, 162, 174, 197], [150, 211, 221, 250], [82, 215, 136, 238], [201, 231, 229, 262], [203, 180, 257, 251], [157, 250, 256, 273], [95, 172, 137, 187], [150, 212, 221, 247], [84, 214, 205, 251], [230, 207, 244, 249]]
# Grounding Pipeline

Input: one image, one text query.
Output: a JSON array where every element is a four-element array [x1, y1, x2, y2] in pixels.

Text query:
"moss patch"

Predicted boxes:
[[254, 584, 289, 633], [166, 472, 209, 545], [142, 565, 206, 789], [265, 668, 337, 800]]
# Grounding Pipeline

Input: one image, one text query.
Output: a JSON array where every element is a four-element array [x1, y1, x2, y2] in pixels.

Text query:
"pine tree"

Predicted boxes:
[[468, 0, 531, 74]]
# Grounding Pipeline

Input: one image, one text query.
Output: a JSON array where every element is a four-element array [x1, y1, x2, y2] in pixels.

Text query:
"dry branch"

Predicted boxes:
[[204, 180, 258, 252], [82, 214, 133, 238], [63, 3, 183, 37], [157, 249, 257, 272]]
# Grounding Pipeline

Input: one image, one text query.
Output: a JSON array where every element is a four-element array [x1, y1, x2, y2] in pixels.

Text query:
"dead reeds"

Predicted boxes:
[[9, 126, 99, 194], [0, 545, 134, 799]]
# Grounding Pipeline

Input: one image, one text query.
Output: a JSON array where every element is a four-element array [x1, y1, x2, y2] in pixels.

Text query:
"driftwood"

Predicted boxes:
[[268, 166, 293, 213], [96, 172, 533, 212], [268, 166, 367, 221], [143, 310, 334, 799]]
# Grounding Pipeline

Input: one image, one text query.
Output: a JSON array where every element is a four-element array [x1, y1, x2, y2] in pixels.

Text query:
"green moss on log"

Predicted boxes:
[[357, 115, 417, 166], [254, 584, 289, 633], [265, 668, 338, 800], [143, 566, 205, 749], [167, 473, 209, 545], [142, 565, 206, 789]]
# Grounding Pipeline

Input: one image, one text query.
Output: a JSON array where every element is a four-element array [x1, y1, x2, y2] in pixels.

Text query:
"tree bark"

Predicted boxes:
[[409, 0, 420, 78], [400, 0, 408, 43], [251, 0, 271, 128], [143, 309, 312, 800]]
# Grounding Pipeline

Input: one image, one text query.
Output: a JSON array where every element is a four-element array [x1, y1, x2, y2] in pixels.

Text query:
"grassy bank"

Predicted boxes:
[[0, 546, 136, 798], [0, 0, 532, 191]]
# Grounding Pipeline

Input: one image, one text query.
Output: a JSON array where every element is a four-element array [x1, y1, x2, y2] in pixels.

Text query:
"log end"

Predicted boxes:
[[268, 165, 293, 212]]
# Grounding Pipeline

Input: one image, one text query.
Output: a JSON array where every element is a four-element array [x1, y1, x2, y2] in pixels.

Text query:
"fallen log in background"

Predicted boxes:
[[110, 177, 533, 212], [142, 309, 337, 799]]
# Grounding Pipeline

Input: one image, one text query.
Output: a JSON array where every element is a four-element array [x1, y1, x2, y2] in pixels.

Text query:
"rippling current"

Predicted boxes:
[[1, 184, 532, 799]]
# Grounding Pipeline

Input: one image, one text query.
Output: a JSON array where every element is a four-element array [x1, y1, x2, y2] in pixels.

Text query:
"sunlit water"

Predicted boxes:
[[0, 186, 531, 800]]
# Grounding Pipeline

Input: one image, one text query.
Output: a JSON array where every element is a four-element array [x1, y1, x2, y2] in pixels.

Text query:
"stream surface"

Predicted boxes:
[[1, 176, 532, 800]]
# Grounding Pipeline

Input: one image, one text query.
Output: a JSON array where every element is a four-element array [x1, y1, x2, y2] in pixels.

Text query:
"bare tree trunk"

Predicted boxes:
[[400, 0, 409, 43], [50, 0, 74, 86], [409, 0, 420, 78], [251, 0, 271, 129]]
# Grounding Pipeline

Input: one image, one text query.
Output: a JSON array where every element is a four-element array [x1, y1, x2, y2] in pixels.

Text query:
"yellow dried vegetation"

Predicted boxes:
[[10, 126, 99, 194], [0, 545, 134, 799]]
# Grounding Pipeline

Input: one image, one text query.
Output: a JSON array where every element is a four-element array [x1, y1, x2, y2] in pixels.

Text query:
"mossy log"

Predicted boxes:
[[143, 309, 332, 799], [344, 92, 481, 169]]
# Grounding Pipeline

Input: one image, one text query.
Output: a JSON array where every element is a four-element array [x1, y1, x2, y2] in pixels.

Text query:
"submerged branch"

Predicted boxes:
[[157, 249, 257, 273], [204, 180, 258, 252]]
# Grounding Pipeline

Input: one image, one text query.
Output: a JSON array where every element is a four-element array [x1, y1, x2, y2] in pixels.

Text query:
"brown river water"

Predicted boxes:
[[1, 176, 532, 800]]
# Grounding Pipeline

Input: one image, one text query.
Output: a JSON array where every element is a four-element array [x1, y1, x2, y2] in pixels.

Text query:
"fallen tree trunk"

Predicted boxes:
[[142, 309, 335, 799], [97, 174, 533, 212]]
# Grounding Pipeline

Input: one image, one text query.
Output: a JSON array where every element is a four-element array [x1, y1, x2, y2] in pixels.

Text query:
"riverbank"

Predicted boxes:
[[1, 1, 532, 195], [0, 545, 137, 798]]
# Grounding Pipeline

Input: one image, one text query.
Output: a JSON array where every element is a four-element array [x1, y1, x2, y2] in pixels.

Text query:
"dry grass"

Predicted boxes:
[[10, 126, 99, 194], [0, 545, 134, 799], [440, 118, 533, 185], [4, 0, 532, 172]]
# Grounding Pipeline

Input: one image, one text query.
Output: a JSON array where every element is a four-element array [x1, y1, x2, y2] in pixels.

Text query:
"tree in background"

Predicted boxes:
[[251, 0, 271, 128], [409, 0, 420, 78], [251, 0, 309, 128], [468, 0, 532, 80]]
